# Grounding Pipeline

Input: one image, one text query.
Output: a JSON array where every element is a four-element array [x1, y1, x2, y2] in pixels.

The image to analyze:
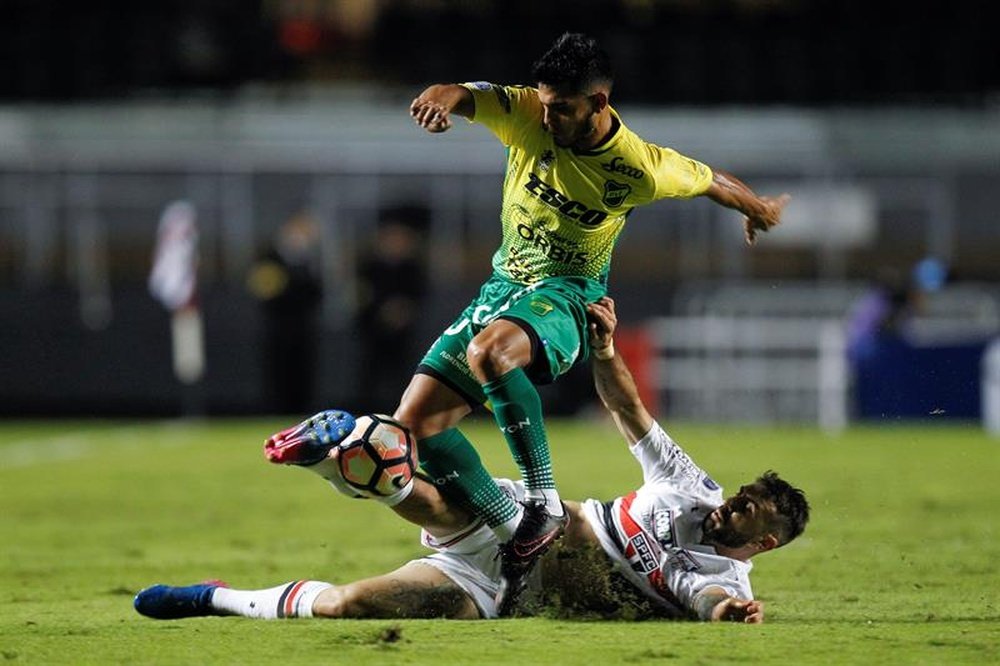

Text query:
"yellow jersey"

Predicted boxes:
[[461, 82, 713, 286]]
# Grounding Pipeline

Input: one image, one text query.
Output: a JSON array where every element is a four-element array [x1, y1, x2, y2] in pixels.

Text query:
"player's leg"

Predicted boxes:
[[134, 563, 478, 621], [134, 579, 333, 620], [393, 372, 522, 542], [312, 561, 480, 619], [467, 318, 562, 515], [467, 278, 600, 615]]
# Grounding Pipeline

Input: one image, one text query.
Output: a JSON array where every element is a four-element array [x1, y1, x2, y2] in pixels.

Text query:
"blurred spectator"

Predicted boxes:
[[247, 210, 324, 415], [356, 206, 429, 409], [846, 257, 947, 363]]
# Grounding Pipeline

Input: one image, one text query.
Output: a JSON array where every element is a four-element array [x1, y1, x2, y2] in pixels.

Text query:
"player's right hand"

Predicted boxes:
[[744, 193, 791, 245], [410, 98, 453, 133]]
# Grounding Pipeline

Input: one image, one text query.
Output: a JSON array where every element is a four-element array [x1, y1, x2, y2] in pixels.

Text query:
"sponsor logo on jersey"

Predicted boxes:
[[667, 549, 701, 573], [653, 509, 677, 548], [513, 220, 589, 269], [601, 156, 644, 179], [523, 172, 608, 226], [538, 149, 555, 172], [602, 180, 632, 207]]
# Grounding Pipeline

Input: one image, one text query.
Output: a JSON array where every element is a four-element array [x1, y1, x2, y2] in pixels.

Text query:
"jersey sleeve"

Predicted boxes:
[[459, 82, 538, 146], [629, 422, 718, 492], [674, 567, 753, 619], [645, 144, 714, 200]]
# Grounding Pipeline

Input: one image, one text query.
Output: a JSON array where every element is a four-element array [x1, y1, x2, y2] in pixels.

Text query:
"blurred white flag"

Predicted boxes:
[[149, 200, 204, 385], [149, 200, 199, 311]]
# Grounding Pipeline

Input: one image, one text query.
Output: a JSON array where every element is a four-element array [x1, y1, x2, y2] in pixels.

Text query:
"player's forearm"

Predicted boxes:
[[592, 353, 653, 442], [415, 84, 475, 119], [704, 169, 770, 219]]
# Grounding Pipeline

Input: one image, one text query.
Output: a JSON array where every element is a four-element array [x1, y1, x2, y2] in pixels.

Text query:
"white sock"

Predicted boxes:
[[211, 580, 332, 619], [525, 488, 564, 517], [493, 510, 523, 542]]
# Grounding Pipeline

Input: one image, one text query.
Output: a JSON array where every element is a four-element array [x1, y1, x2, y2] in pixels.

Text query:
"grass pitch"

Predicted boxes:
[[1, 417, 998, 664]]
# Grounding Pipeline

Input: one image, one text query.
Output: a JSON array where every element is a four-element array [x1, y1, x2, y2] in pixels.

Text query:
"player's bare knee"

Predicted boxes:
[[310, 586, 358, 618], [467, 330, 525, 381]]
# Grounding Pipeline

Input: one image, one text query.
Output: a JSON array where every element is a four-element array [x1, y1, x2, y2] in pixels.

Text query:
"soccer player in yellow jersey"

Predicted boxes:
[[271, 32, 790, 616]]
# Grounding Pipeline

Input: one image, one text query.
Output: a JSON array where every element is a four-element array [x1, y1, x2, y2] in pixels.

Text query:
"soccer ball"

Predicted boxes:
[[337, 414, 418, 497]]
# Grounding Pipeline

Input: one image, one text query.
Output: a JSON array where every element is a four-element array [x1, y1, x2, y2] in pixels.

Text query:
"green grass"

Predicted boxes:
[[1, 417, 998, 664]]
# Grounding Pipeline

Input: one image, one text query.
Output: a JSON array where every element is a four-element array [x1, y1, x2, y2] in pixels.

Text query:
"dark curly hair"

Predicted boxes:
[[530, 32, 613, 93], [755, 470, 810, 546]]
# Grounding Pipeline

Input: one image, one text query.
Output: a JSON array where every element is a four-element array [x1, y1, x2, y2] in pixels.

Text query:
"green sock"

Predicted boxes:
[[417, 428, 519, 531], [483, 368, 555, 492]]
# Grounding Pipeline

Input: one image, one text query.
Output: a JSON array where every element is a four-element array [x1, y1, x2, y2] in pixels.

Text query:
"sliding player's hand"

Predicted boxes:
[[712, 597, 765, 623], [586, 297, 617, 352]]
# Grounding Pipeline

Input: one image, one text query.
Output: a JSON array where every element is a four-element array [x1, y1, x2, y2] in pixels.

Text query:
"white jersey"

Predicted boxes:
[[581, 422, 753, 619]]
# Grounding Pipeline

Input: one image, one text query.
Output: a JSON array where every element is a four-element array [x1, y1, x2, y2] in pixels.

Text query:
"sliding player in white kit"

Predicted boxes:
[[135, 297, 809, 622]]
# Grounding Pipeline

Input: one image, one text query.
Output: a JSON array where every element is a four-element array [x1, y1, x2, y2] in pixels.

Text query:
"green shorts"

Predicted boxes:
[[417, 274, 606, 407]]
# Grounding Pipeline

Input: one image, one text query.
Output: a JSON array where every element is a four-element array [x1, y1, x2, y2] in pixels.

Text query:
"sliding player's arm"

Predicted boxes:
[[409, 84, 475, 133], [587, 297, 654, 445], [703, 169, 791, 246], [692, 586, 765, 623]]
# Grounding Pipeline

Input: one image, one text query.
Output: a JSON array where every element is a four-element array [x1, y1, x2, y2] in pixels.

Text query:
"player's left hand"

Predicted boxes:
[[712, 597, 765, 623], [744, 193, 791, 245]]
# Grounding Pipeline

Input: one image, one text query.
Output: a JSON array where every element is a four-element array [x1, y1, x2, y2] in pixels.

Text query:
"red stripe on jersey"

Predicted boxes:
[[616, 492, 684, 609]]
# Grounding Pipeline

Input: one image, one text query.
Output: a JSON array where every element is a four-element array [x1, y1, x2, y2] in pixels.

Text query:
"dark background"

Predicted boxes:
[[2, 0, 995, 106]]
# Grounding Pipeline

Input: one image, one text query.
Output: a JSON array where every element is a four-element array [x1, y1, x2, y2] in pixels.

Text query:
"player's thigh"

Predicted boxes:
[[313, 561, 479, 619], [499, 283, 595, 383], [394, 373, 473, 439]]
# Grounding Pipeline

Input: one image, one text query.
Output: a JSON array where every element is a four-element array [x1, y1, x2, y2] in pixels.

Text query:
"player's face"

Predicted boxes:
[[702, 485, 777, 548], [536, 84, 599, 149]]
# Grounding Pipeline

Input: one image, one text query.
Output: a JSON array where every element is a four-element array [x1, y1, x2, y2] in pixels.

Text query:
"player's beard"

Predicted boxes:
[[553, 112, 598, 149], [702, 513, 751, 548]]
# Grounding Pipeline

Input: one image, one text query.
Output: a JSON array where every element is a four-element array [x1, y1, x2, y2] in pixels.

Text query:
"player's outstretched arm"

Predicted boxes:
[[587, 297, 654, 445], [704, 169, 791, 246], [693, 587, 765, 623], [409, 84, 475, 133]]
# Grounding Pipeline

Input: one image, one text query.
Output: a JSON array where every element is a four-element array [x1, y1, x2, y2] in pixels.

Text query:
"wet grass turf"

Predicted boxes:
[[2, 417, 998, 664]]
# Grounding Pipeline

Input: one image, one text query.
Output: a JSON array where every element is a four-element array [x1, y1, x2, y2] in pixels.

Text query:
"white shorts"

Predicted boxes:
[[414, 478, 539, 619]]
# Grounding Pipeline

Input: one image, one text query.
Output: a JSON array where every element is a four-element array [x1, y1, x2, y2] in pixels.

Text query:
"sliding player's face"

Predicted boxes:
[[702, 485, 777, 548], [537, 84, 600, 149]]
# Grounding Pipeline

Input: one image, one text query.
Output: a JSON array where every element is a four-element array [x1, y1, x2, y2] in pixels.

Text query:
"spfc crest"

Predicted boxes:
[[602, 180, 631, 207]]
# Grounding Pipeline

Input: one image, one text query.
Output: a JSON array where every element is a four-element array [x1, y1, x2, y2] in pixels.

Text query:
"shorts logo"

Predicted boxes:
[[469, 81, 492, 91], [529, 298, 554, 316], [603, 180, 631, 207]]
